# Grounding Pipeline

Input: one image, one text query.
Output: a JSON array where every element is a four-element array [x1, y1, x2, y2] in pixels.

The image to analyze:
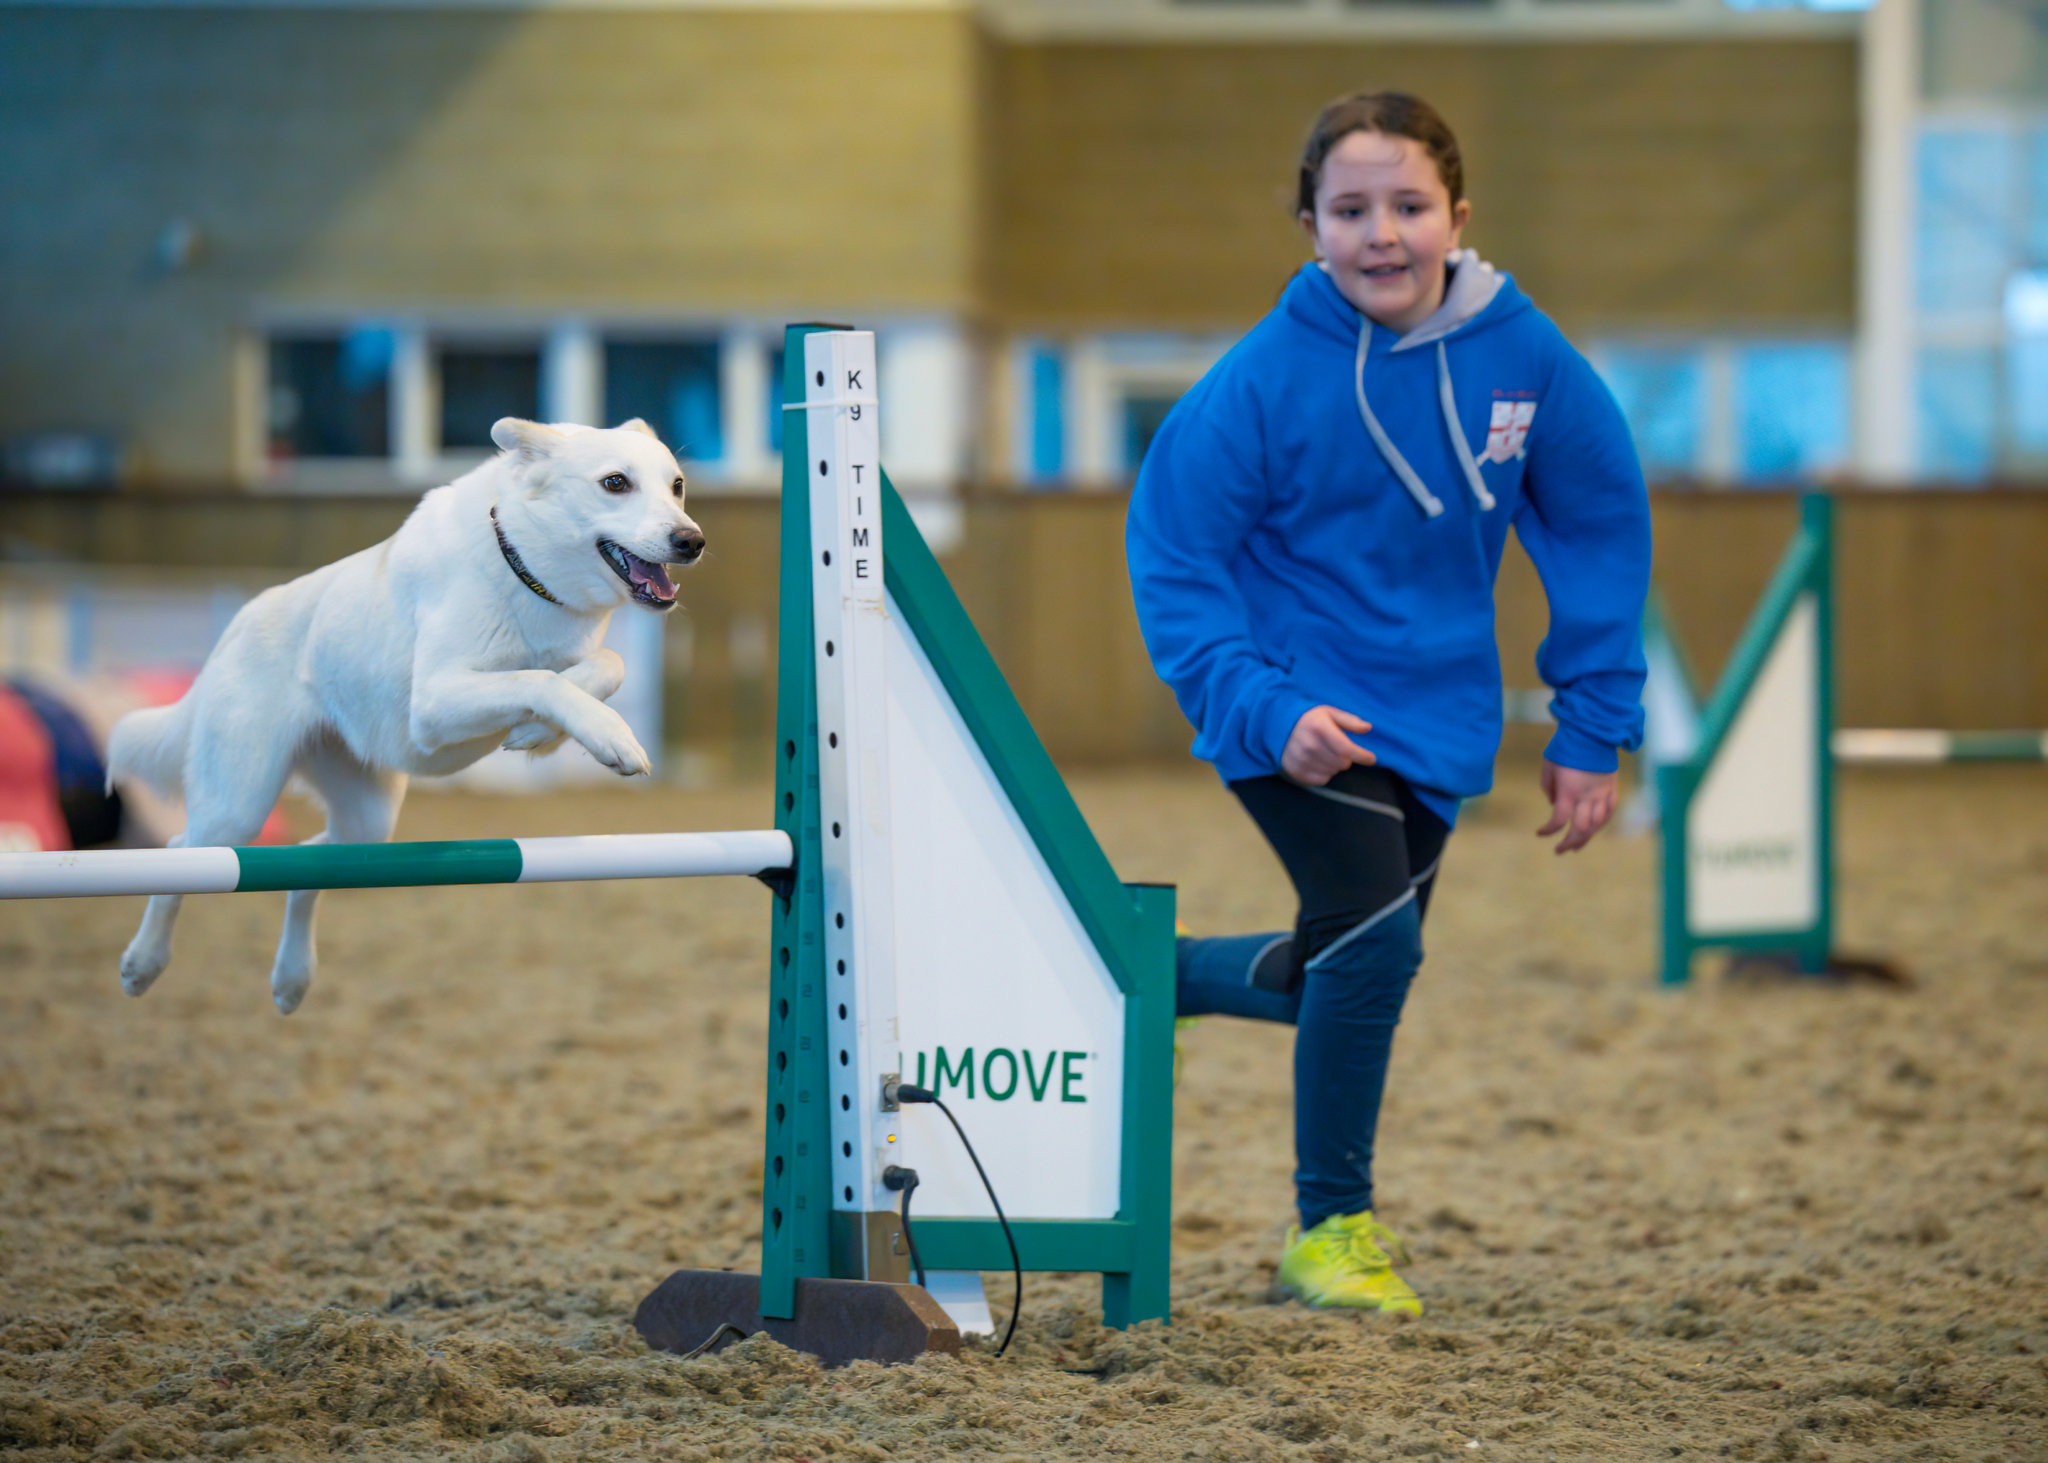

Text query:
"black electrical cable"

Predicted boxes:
[[679, 1322, 747, 1361], [891, 1081, 1022, 1359], [882, 1165, 927, 1290]]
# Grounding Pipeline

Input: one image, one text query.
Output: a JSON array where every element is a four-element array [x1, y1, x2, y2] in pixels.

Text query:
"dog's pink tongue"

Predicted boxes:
[[629, 554, 677, 602]]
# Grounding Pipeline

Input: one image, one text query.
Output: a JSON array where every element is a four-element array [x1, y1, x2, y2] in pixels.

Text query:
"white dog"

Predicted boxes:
[[106, 417, 703, 1014]]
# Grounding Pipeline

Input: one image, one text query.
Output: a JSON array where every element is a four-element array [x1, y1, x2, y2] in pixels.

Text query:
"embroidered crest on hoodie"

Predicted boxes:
[[1482, 400, 1537, 464]]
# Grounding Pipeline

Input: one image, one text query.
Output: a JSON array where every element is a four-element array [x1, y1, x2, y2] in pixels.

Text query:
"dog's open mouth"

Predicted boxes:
[[598, 540, 679, 610]]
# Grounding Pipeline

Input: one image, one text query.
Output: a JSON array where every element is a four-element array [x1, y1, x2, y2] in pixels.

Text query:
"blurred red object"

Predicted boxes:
[[0, 685, 70, 852], [118, 669, 294, 846]]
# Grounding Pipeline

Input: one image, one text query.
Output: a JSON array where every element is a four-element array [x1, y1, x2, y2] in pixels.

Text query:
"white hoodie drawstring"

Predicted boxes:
[[1351, 319, 1498, 518], [1437, 342, 1497, 512], [1353, 321, 1445, 519]]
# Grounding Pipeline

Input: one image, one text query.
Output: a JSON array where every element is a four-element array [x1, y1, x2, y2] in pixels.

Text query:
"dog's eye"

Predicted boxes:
[[671, 477, 684, 499], [600, 473, 631, 494]]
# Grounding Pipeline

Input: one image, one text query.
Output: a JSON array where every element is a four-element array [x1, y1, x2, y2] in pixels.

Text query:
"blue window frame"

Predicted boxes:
[[1029, 346, 1066, 483]]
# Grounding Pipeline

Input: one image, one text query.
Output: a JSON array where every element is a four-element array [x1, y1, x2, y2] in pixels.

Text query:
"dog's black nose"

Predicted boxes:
[[671, 528, 705, 565]]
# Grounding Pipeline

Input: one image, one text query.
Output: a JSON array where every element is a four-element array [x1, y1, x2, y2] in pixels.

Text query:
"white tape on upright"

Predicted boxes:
[[0, 846, 241, 899], [804, 327, 905, 1238], [512, 830, 791, 883]]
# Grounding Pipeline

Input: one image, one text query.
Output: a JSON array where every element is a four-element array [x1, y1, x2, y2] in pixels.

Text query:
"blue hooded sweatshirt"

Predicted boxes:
[[1126, 254, 1651, 825]]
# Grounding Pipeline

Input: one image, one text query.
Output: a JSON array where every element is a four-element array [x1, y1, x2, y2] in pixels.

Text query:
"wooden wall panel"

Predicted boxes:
[[951, 494, 1191, 762], [1833, 495, 2048, 730], [985, 38, 1858, 334], [7, 489, 2042, 764]]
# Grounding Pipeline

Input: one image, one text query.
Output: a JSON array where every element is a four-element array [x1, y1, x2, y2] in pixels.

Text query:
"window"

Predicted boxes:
[[254, 320, 939, 493], [1919, 346, 2000, 481], [1735, 343, 1851, 481], [267, 331, 391, 460], [1593, 338, 1852, 485], [605, 340, 722, 462], [2009, 272, 2048, 460], [1910, 119, 2048, 478], [439, 346, 539, 449], [1122, 393, 1182, 472], [1917, 128, 2016, 317], [1594, 346, 1703, 480]]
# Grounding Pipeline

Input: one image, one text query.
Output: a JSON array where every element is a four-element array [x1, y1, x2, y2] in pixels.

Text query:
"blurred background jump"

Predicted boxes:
[[1647, 495, 1851, 986], [0, 325, 1175, 1366]]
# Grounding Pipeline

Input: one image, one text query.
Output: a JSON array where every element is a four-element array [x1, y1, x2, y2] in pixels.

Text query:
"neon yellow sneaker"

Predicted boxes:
[[1277, 1211, 1422, 1314]]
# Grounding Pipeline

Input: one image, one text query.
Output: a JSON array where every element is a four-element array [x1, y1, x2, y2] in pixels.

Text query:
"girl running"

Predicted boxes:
[[1126, 92, 1651, 1314]]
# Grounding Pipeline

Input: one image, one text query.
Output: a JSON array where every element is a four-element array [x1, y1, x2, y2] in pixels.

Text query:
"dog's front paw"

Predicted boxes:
[[502, 719, 565, 754], [578, 713, 652, 778]]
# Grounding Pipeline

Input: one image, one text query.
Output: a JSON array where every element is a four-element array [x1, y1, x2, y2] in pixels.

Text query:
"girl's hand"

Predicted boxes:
[[1282, 706, 1376, 786], [1537, 760, 1619, 854]]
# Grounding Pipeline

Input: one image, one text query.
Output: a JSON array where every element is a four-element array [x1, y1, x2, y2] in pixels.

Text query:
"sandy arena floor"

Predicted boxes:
[[2, 761, 2045, 1462]]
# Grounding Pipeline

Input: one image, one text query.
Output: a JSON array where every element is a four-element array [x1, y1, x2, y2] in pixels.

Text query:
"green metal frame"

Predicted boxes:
[[759, 325, 1174, 1327], [1657, 493, 1835, 986], [759, 327, 836, 1318]]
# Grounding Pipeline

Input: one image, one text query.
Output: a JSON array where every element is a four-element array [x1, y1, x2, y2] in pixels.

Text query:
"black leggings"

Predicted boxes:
[[1230, 764, 1449, 992], [1175, 764, 1450, 1227]]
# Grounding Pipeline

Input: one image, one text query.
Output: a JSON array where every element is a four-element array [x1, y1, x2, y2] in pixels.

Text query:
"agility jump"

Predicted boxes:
[[0, 324, 1175, 1365], [0, 830, 792, 897]]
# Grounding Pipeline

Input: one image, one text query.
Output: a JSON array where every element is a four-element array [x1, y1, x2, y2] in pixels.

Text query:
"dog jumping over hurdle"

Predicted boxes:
[[105, 417, 703, 1014]]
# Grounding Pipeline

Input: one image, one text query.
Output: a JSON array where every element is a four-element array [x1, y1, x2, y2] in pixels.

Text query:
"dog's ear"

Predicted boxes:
[[615, 417, 660, 440], [491, 418, 566, 461]]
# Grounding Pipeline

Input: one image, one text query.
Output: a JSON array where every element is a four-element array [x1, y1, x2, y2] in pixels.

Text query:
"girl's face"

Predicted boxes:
[[1299, 130, 1471, 335]]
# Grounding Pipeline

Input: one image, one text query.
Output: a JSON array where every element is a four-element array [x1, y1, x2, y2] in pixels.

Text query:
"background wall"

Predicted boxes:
[[982, 38, 1859, 334], [8, 490, 2043, 770], [1, 9, 1861, 485], [0, 6, 981, 482]]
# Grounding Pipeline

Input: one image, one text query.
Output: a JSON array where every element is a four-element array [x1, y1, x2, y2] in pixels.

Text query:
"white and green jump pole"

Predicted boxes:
[[0, 324, 1177, 1366], [0, 831, 793, 897], [1833, 728, 2048, 764]]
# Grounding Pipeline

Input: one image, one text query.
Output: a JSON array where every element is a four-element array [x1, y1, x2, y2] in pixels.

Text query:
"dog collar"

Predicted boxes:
[[491, 506, 564, 606]]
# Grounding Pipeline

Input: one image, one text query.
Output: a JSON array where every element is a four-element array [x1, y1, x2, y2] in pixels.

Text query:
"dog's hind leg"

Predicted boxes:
[[270, 742, 406, 1015], [119, 718, 298, 1000], [120, 853, 191, 998]]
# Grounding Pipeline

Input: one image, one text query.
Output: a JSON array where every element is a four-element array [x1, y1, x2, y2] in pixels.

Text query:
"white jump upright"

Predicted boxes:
[[800, 331, 908, 1253], [753, 324, 1175, 1331]]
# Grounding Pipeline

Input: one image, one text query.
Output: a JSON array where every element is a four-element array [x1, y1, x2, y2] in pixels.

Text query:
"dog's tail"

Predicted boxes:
[[106, 697, 193, 800]]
